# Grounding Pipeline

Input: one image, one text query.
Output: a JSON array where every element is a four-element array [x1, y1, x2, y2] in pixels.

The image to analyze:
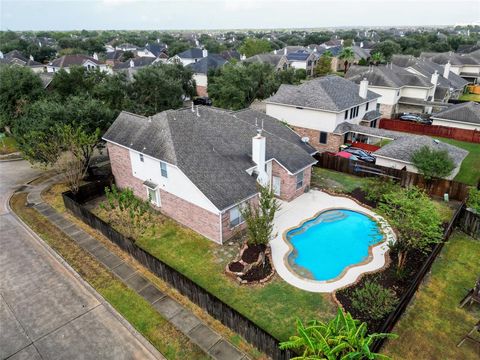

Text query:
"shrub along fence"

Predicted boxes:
[[315, 152, 470, 201], [62, 181, 293, 360], [371, 200, 467, 352], [379, 118, 480, 143]]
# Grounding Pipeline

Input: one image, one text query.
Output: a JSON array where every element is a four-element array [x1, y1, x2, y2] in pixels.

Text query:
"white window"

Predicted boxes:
[[296, 171, 304, 190], [229, 206, 244, 228], [139, 153, 144, 162], [147, 187, 159, 206], [160, 161, 168, 178]]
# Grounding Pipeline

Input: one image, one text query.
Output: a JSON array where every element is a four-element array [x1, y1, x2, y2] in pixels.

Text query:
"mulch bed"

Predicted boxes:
[[228, 261, 244, 272], [241, 244, 266, 264], [336, 247, 432, 331], [240, 256, 273, 282]]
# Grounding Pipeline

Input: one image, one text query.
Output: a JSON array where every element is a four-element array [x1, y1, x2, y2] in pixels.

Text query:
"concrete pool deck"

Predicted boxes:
[[270, 190, 395, 293]]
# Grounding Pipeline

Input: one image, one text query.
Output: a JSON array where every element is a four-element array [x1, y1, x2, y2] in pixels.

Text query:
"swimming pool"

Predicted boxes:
[[286, 209, 384, 282]]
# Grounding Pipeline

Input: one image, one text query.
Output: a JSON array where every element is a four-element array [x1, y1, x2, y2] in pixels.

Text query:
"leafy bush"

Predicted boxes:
[[411, 145, 455, 181], [351, 280, 399, 320], [467, 187, 480, 213], [361, 177, 400, 203]]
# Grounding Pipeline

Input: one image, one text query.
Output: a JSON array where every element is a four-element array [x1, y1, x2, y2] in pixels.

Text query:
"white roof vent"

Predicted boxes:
[[301, 136, 310, 143]]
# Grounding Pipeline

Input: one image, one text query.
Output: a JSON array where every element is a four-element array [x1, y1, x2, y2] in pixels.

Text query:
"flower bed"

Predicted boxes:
[[226, 242, 275, 285]]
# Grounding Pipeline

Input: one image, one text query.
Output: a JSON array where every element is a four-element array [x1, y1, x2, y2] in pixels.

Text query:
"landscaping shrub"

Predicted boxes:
[[360, 177, 400, 203], [466, 188, 480, 213], [351, 280, 399, 321]]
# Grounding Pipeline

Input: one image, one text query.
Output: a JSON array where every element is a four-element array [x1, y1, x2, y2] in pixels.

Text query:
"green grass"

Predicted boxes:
[[311, 167, 369, 193], [0, 135, 18, 155], [11, 192, 208, 360], [93, 206, 336, 341], [382, 231, 480, 360], [434, 137, 480, 186], [459, 93, 480, 102]]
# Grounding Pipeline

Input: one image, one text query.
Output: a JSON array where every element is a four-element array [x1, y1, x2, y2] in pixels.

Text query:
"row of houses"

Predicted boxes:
[[103, 73, 474, 245]]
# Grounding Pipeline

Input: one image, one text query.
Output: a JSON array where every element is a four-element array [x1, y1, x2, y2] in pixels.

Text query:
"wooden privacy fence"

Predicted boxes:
[[379, 118, 480, 143], [458, 208, 480, 239], [62, 181, 293, 360], [371, 201, 466, 352], [315, 153, 471, 201]]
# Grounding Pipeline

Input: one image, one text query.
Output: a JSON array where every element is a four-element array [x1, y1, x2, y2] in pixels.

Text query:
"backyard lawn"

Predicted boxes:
[[311, 167, 369, 193], [382, 231, 480, 360], [435, 137, 480, 186], [459, 93, 480, 102], [90, 202, 337, 342]]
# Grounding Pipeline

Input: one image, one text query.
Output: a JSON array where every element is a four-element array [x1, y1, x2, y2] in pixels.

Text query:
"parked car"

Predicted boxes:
[[398, 113, 432, 125], [193, 97, 212, 106], [343, 147, 376, 163]]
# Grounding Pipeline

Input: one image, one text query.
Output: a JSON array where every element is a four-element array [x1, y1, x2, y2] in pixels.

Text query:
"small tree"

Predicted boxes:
[[314, 53, 333, 77], [360, 177, 401, 203], [240, 185, 280, 247], [379, 187, 443, 270], [280, 308, 397, 359], [101, 184, 152, 239], [370, 52, 385, 65], [411, 145, 455, 182]]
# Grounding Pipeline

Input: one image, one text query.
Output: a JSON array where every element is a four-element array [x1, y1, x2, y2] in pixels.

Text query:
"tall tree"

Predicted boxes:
[[339, 47, 355, 74], [314, 52, 333, 77], [0, 65, 44, 131], [238, 38, 272, 57], [372, 40, 402, 61]]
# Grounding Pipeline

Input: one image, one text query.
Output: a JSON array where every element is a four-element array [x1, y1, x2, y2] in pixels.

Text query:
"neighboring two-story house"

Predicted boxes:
[[264, 75, 381, 152], [346, 64, 436, 118], [103, 107, 316, 244], [421, 50, 480, 83], [47, 54, 109, 73], [285, 50, 318, 76], [170, 48, 208, 66], [243, 53, 288, 71]]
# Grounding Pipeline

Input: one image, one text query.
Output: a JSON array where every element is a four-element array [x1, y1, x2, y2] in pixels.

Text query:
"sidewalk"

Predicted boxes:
[[24, 176, 249, 360]]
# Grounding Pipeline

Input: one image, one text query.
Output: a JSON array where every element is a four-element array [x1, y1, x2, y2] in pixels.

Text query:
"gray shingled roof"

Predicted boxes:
[[265, 75, 380, 112], [186, 54, 227, 74], [346, 64, 433, 88], [244, 54, 284, 67], [431, 101, 480, 125], [362, 110, 382, 121], [333, 123, 468, 167], [177, 48, 204, 59], [113, 56, 155, 70], [49, 55, 103, 68], [103, 107, 316, 210]]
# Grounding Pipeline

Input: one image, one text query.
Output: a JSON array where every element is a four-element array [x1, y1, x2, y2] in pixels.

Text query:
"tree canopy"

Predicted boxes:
[[238, 38, 272, 58], [0, 65, 44, 130], [411, 145, 455, 180]]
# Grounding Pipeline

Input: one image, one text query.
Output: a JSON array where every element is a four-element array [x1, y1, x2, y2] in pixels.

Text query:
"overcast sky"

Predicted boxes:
[[1, 0, 479, 31]]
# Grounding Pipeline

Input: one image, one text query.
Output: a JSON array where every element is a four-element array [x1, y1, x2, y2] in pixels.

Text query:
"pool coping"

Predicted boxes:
[[282, 207, 389, 285], [270, 190, 396, 293]]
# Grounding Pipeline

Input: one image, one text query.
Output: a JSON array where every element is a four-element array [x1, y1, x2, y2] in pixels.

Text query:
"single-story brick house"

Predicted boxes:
[[430, 101, 480, 131], [103, 106, 317, 244]]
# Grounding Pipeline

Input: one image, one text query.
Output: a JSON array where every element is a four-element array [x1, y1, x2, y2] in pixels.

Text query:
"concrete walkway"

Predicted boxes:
[[1, 161, 163, 360], [24, 176, 249, 360]]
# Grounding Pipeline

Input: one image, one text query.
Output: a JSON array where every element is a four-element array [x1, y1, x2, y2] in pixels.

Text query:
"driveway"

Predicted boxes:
[[270, 190, 395, 293], [0, 160, 163, 359]]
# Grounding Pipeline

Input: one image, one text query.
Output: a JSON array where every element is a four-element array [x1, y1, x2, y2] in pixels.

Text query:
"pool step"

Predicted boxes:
[[318, 211, 348, 223]]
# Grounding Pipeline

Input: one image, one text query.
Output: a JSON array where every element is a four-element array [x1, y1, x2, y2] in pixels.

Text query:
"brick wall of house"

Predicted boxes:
[[220, 195, 259, 242], [272, 160, 312, 202], [107, 142, 222, 243], [292, 126, 344, 152]]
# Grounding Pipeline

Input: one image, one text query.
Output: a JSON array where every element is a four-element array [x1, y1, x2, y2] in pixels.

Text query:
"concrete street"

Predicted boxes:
[[0, 160, 163, 360]]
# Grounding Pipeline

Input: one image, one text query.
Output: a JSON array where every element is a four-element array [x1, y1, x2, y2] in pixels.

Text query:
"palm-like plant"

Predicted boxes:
[[370, 52, 385, 66], [339, 47, 355, 74], [279, 308, 397, 360]]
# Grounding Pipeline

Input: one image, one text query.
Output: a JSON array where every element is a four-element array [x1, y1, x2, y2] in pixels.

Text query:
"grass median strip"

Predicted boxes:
[[11, 192, 209, 360]]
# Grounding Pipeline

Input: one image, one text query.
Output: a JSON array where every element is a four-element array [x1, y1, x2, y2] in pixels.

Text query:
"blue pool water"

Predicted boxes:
[[286, 209, 383, 281]]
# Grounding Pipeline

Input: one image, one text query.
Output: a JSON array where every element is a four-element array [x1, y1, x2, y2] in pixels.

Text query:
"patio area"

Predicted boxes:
[[270, 189, 395, 293]]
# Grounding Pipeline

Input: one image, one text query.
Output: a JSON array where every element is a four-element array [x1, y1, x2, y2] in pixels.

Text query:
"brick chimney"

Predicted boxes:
[[359, 78, 369, 99], [252, 129, 268, 186], [443, 61, 451, 79]]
